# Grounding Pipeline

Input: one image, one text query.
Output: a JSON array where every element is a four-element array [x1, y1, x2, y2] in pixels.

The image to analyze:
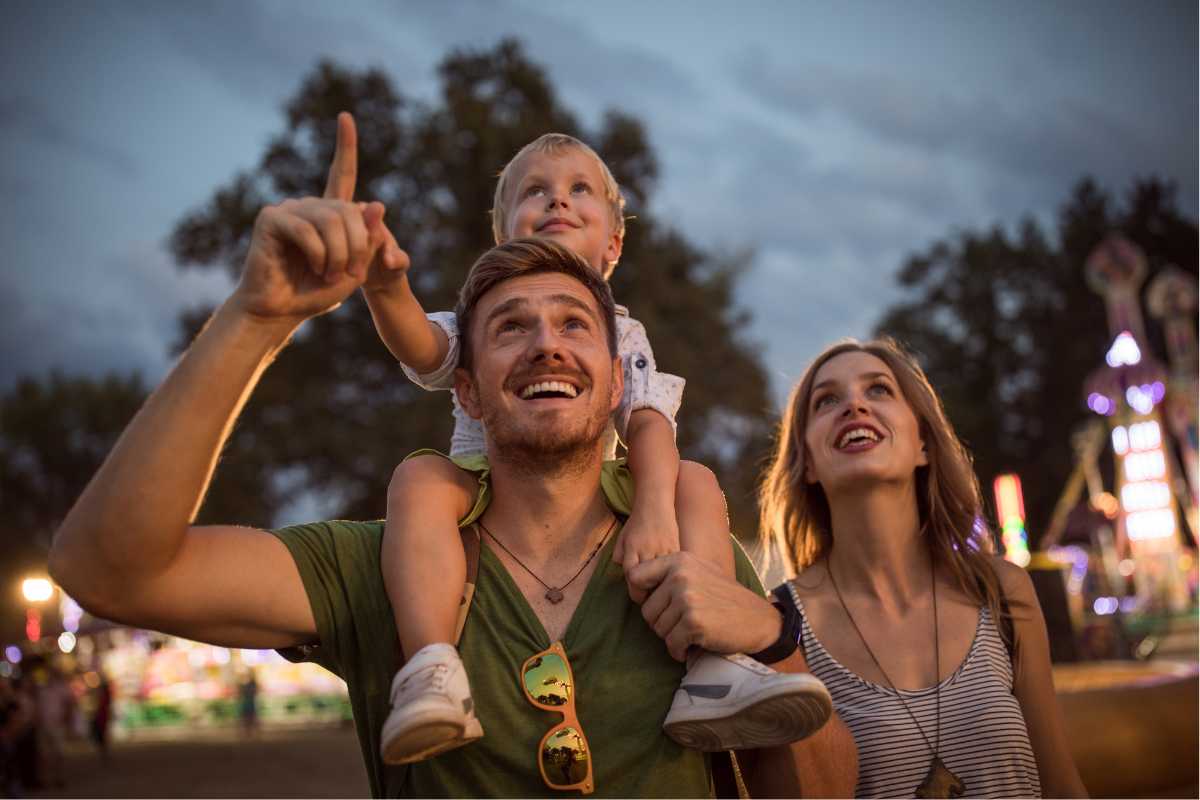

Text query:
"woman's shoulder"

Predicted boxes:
[[982, 553, 1038, 606], [784, 563, 834, 603]]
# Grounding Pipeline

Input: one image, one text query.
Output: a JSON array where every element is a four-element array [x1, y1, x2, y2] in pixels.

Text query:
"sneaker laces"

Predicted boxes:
[[393, 663, 449, 703], [724, 653, 774, 677]]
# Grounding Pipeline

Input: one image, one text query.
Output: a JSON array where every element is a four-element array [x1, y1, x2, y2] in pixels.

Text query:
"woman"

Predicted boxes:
[[760, 338, 1086, 798]]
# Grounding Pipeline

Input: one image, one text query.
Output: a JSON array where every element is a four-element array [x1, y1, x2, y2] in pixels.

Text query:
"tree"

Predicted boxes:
[[169, 40, 773, 536], [875, 178, 1198, 541], [0, 373, 146, 641]]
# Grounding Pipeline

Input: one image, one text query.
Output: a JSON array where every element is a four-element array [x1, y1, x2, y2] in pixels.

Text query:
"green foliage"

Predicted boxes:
[[1, 372, 146, 545], [169, 40, 772, 534], [875, 178, 1198, 541], [0, 372, 147, 640]]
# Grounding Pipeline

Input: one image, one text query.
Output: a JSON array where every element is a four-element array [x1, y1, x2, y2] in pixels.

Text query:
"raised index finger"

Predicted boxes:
[[323, 112, 357, 201]]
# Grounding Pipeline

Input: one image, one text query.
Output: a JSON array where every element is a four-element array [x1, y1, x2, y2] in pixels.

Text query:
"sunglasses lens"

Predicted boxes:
[[522, 653, 571, 706], [540, 726, 590, 787]]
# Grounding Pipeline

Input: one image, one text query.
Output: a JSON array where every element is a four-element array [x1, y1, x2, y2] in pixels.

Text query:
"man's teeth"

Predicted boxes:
[[519, 381, 579, 399], [838, 427, 881, 448]]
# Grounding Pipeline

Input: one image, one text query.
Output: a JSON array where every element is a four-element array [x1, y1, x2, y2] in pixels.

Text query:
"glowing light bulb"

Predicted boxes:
[[1106, 331, 1141, 367], [1111, 426, 1129, 455], [21, 578, 53, 603]]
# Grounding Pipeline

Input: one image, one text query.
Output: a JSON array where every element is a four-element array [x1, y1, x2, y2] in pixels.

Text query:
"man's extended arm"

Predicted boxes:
[[49, 113, 386, 649], [50, 302, 318, 646]]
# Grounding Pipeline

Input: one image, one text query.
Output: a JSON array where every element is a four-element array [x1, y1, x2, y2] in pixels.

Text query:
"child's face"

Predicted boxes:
[[504, 148, 622, 274]]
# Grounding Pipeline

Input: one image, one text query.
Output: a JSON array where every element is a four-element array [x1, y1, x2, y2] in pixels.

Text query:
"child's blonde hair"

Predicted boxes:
[[491, 134, 626, 276]]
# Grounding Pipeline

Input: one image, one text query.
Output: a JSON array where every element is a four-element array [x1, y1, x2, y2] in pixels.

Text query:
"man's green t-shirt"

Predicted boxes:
[[272, 458, 765, 798]]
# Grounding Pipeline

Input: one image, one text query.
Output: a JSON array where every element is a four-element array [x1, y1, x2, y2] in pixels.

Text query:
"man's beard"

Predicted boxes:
[[480, 373, 613, 478]]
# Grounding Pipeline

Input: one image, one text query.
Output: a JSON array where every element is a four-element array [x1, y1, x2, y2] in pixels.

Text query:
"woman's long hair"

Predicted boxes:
[[758, 337, 1009, 635]]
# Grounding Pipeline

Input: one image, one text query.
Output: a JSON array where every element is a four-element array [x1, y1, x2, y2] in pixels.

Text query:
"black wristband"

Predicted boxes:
[[748, 583, 802, 665]]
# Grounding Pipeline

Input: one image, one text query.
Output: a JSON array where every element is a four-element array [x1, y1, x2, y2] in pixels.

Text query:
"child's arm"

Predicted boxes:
[[616, 408, 683, 572], [613, 317, 735, 594], [610, 316, 685, 575], [619, 426, 737, 601], [361, 246, 449, 375]]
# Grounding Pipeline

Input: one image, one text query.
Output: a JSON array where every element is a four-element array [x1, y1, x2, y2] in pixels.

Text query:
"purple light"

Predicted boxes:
[[1150, 382, 1166, 403], [1093, 596, 1119, 615], [1087, 393, 1113, 416]]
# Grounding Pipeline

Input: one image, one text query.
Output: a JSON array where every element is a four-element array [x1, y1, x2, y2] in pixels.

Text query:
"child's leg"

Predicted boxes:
[[380, 454, 479, 765], [674, 460, 735, 577], [382, 454, 476, 654], [664, 460, 832, 752]]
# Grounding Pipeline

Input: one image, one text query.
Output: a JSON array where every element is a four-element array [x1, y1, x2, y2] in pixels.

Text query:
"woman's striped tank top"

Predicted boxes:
[[792, 587, 1041, 798]]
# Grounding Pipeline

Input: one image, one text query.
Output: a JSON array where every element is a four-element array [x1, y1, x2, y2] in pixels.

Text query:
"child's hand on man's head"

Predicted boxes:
[[614, 508, 681, 603]]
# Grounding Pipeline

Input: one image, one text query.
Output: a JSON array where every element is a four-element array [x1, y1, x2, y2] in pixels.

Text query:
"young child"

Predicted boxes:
[[363, 133, 830, 764]]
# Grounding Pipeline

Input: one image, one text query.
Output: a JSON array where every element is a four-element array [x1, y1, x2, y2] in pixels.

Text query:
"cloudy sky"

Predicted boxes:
[[2, 0, 1195, 405]]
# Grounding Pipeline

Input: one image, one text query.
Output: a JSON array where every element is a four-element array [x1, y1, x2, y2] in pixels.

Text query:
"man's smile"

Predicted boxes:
[[518, 380, 579, 399], [508, 368, 589, 406]]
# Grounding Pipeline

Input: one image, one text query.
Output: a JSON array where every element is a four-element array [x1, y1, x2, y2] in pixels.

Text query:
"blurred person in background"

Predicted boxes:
[[32, 666, 72, 788], [0, 676, 32, 798], [89, 673, 112, 764], [238, 668, 259, 737], [8, 677, 38, 793], [759, 338, 1086, 798]]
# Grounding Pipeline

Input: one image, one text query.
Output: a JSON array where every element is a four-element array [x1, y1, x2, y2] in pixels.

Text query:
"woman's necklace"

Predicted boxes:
[[478, 515, 618, 604], [827, 552, 966, 799]]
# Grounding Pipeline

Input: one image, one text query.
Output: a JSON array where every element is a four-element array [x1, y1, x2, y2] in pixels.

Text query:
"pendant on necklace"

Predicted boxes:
[[914, 756, 965, 798], [544, 588, 564, 604]]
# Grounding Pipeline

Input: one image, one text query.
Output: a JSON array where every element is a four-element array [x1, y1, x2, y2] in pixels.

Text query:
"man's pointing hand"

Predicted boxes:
[[230, 112, 399, 325]]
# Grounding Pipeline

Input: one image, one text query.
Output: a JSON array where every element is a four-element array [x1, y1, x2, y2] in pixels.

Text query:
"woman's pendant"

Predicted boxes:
[[544, 587, 564, 604], [914, 756, 965, 798]]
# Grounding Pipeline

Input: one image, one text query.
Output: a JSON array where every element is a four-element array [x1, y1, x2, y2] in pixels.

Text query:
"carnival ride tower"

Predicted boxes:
[[1145, 266, 1199, 538], [1083, 235, 1191, 612]]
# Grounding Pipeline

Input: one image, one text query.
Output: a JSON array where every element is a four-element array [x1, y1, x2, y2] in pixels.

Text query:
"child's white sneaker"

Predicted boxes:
[[662, 651, 831, 751], [380, 643, 483, 764]]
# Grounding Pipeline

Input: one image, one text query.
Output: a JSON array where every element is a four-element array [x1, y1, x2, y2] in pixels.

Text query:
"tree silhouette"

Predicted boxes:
[[875, 178, 1197, 541], [0, 373, 146, 640], [169, 40, 773, 534]]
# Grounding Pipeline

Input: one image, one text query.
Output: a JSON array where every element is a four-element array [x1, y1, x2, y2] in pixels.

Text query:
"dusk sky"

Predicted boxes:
[[2, 1, 1195, 405]]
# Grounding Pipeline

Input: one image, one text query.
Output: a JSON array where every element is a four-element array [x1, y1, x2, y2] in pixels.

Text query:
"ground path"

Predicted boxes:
[[31, 725, 368, 798]]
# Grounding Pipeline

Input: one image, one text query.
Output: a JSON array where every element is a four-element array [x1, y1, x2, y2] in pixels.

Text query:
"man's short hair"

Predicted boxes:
[[455, 238, 619, 373], [491, 134, 627, 248]]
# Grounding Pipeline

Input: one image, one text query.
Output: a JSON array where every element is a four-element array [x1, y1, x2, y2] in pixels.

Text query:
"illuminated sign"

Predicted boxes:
[[993, 474, 1031, 566], [1111, 419, 1177, 541]]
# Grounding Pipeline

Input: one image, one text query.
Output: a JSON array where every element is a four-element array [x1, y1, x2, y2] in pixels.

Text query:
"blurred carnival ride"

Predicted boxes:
[[2, 588, 350, 741], [997, 235, 1198, 797], [1010, 235, 1199, 664]]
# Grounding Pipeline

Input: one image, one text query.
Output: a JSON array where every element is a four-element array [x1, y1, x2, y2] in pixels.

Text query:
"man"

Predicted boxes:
[[49, 116, 855, 797]]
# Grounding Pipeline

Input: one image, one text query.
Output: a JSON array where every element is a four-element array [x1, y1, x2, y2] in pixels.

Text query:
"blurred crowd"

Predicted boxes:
[[0, 662, 111, 798]]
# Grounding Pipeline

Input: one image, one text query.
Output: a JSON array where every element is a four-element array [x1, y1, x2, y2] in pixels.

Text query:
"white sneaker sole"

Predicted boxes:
[[380, 709, 483, 765], [663, 674, 832, 752]]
